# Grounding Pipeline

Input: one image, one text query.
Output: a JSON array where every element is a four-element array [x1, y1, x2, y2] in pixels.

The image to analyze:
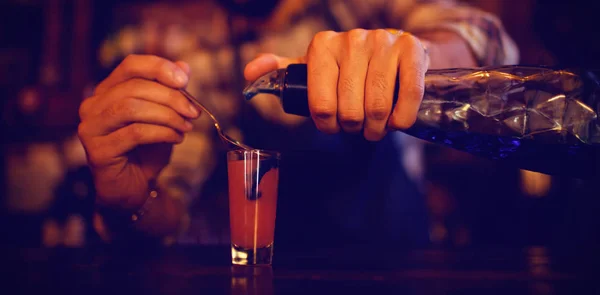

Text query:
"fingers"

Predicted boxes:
[[337, 29, 370, 133], [84, 123, 184, 167], [82, 78, 200, 122], [307, 31, 341, 134], [78, 77, 200, 154], [95, 54, 190, 95], [364, 30, 398, 141], [244, 53, 305, 81], [83, 98, 194, 136], [388, 34, 427, 130]]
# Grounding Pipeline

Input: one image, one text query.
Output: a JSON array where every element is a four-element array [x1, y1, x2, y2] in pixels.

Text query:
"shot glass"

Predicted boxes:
[[227, 149, 280, 265]]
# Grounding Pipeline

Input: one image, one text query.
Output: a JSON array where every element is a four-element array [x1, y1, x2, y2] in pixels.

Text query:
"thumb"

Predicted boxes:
[[244, 53, 305, 82], [174, 61, 191, 88], [175, 60, 191, 76]]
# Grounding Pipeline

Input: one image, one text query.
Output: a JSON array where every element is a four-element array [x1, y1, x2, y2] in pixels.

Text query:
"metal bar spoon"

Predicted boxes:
[[179, 89, 253, 150]]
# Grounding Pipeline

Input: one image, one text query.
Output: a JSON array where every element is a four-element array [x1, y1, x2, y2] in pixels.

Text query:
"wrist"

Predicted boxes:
[[414, 30, 478, 69], [92, 169, 153, 213], [93, 180, 188, 244], [94, 179, 158, 224], [131, 184, 187, 238]]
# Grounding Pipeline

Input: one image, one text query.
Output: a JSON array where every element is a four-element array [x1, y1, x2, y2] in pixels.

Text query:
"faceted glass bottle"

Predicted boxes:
[[244, 64, 600, 178]]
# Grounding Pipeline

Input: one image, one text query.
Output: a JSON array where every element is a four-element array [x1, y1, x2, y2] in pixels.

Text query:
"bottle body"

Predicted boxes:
[[404, 66, 600, 178], [245, 64, 600, 178]]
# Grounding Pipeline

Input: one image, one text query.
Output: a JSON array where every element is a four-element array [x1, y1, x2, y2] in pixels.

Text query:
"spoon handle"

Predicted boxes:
[[179, 89, 253, 150]]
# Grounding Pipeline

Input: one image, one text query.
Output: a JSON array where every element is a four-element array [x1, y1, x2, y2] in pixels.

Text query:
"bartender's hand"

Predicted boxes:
[[78, 55, 200, 211], [244, 29, 428, 141]]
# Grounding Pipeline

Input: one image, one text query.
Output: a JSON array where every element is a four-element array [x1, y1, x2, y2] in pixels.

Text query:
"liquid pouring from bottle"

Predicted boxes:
[[243, 64, 600, 179]]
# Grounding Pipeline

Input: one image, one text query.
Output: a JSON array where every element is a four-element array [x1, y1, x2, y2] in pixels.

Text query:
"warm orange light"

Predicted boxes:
[[520, 170, 552, 197]]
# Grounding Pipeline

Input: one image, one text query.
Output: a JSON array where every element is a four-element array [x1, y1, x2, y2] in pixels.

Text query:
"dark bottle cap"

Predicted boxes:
[[282, 64, 310, 117]]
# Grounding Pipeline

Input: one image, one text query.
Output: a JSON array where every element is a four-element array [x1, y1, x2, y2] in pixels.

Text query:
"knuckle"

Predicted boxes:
[[347, 29, 367, 46], [399, 34, 421, 51], [372, 29, 392, 46], [407, 34, 422, 47], [366, 99, 390, 121], [78, 98, 92, 120], [310, 30, 336, 52], [314, 30, 336, 43], [77, 122, 89, 139], [311, 104, 336, 120]]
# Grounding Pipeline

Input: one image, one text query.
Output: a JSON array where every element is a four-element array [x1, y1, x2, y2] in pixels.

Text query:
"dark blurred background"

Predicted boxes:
[[0, 0, 598, 251]]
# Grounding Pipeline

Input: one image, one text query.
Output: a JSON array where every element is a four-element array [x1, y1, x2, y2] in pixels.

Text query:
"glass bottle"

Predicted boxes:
[[243, 64, 600, 178]]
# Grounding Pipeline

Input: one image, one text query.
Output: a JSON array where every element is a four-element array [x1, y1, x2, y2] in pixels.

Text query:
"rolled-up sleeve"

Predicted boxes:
[[382, 0, 520, 66]]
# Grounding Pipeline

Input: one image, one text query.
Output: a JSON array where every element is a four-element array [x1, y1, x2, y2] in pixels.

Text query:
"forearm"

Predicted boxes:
[[416, 30, 478, 69], [395, 0, 519, 67]]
